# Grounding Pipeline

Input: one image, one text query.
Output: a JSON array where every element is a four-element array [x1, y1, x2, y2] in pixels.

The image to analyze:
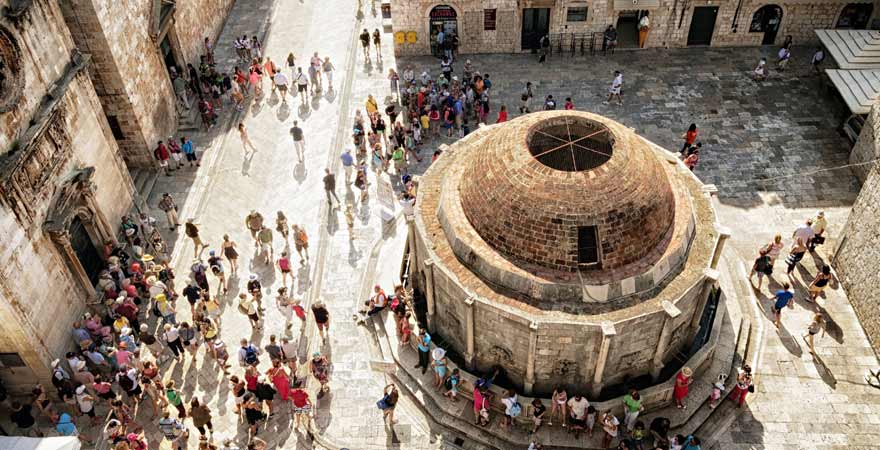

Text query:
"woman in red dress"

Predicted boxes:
[[673, 366, 693, 409], [267, 360, 291, 401]]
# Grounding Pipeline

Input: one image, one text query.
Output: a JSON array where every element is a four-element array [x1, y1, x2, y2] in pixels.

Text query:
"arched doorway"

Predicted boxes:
[[429, 5, 458, 58], [750, 5, 783, 46], [68, 215, 103, 285], [836, 3, 874, 29]]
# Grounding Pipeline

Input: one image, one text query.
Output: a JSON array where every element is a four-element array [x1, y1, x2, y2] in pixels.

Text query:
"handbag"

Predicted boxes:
[[376, 394, 391, 410]]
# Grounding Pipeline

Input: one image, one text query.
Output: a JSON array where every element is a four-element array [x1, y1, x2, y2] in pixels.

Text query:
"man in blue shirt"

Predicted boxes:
[[772, 283, 794, 328], [340, 149, 354, 184], [181, 136, 199, 167], [415, 329, 431, 374]]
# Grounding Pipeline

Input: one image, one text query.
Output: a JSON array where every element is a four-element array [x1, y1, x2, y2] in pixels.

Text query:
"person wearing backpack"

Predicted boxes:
[[443, 368, 460, 401], [502, 389, 521, 431], [748, 248, 773, 290], [239, 338, 261, 367]]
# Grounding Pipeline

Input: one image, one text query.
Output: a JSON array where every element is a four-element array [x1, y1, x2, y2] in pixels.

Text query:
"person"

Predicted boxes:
[[748, 248, 773, 290], [567, 393, 589, 433], [242, 393, 266, 439], [777, 46, 791, 70], [190, 397, 213, 437], [728, 364, 753, 407], [292, 224, 310, 262], [785, 237, 808, 282], [622, 389, 644, 431], [804, 313, 826, 354], [771, 282, 794, 328], [257, 225, 273, 264], [638, 12, 650, 48], [606, 71, 623, 105], [308, 52, 322, 93], [415, 328, 431, 374], [397, 311, 412, 345], [157, 193, 179, 231], [496, 104, 508, 123], [359, 28, 371, 60], [340, 149, 355, 184], [294, 68, 309, 105], [290, 381, 312, 430], [764, 234, 785, 265], [309, 352, 330, 397], [544, 95, 556, 110], [207, 250, 227, 294], [312, 298, 330, 341], [380, 383, 399, 424], [219, 234, 239, 275], [531, 398, 546, 434], [431, 348, 448, 389], [473, 386, 490, 426], [154, 141, 172, 176], [183, 218, 208, 256], [289, 120, 305, 161], [500, 389, 520, 431], [244, 210, 264, 246], [682, 435, 702, 450], [520, 82, 534, 113], [811, 47, 825, 73], [808, 265, 832, 302], [443, 368, 460, 401], [674, 366, 693, 409], [181, 136, 199, 167], [649, 416, 671, 448], [808, 211, 827, 252], [603, 25, 618, 54], [371, 28, 383, 60], [158, 411, 188, 449], [600, 410, 619, 448], [239, 338, 262, 367], [322, 57, 335, 90], [238, 122, 258, 153], [162, 323, 185, 361], [323, 168, 340, 206], [267, 360, 290, 401], [10, 401, 42, 437], [684, 149, 699, 171], [682, 123, 698, 155], [753, 58, 768, 81], [549, 385, 567, 427], [274, 69, 289, 102], [564, 97, 574, 110]]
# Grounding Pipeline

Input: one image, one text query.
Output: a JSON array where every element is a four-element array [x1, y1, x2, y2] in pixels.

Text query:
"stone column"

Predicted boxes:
[[524, 321, 539, 395], [406, 219, 419, 278], [651, 301, 682, 381], [709, 225, 732, 270], [688, 268, 720, 344], [423, 258, 436, 333], [591, 321, 616, 398], [464, 296, 476, 370]]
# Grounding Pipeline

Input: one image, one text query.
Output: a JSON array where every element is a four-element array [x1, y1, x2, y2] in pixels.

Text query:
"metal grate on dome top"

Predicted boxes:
[[527, 118, 613, 172]]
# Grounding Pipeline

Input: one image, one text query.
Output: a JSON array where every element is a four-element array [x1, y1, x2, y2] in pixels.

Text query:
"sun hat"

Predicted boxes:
[[682, 367, 693, 377], [432, 348, 446, 360]]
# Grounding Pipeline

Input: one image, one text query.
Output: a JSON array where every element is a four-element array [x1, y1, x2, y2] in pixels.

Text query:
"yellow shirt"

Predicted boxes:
[[420, 115, 429, 129]]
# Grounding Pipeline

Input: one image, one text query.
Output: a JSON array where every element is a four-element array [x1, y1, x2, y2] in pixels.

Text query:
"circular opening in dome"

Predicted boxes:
[[527, 118, 614, 172]]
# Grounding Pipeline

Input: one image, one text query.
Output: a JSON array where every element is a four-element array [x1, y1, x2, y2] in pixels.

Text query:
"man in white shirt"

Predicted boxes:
[[793, 219, 815, 246], [274, 71, 289, 102], [567, 394, 590, 427], [808, 211, 827, 251], [605, 71, 623, 105], [638, 13, 650, 48]]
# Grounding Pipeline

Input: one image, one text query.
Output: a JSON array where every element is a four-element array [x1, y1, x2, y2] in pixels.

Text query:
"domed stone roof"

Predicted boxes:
[[458, 111, 675, 272]]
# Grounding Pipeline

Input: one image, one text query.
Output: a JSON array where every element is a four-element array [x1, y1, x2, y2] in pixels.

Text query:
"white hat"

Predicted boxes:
[[76, 385, 86, 394], [432, 348, 446, 360], [51, 359, 60, 368], [249, 274, 258, 281], [121, 327, 132, 336], [140, 324, 149, 332]]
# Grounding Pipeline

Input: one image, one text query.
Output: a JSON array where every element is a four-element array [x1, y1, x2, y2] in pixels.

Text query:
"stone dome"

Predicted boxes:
[[458, 111, 675, 272]]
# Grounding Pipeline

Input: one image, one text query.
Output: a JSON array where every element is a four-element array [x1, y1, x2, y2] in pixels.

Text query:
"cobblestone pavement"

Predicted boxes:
[[25, 3, 880, 448]]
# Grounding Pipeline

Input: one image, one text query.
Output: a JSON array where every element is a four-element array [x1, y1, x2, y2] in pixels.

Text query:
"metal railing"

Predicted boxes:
[[546, 32, 610, 57]]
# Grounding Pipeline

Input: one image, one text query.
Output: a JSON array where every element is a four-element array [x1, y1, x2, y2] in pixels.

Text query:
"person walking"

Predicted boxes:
[[748, 248, 773, 290], [221, 234, 239, 274], [158, 193, 179, 231], [290, 381, 313, 430], [803, 313, 826, 355], [257, 225, 274, 264], [605, 71, 623, 105], [165, 380, 187, 418], [373, 29, 382, 60], [290, 121, 305, 161], [154, 141, 173, 176], [162, 323, 185, 362], [309, 352, 331, 397], [274, 70, 289, 103], [239, 293, 262, 330], [312, 298, 330, 342], [359, 28, 371, 60], [808, 211, 827, 252], [158, 411, 188, 450], [682, 124, 698, 155], [190, 397, 214, 438], [808, 265, 832, 302], [785, 237, 808, 283], [181, 136, 199, 168], [341, 149, 355, 184], [238, 123, 258, 153], [673, 367, 693, 409], [771, 283, 794, 328], [727, 365, 753, 407], [244, 210, 264, 246], [323, 168, 340, 207], [294, 68, 309, 105], [292, 224, 310, 262], [381, 383, 399, 425], [323, 57, 335, 91]]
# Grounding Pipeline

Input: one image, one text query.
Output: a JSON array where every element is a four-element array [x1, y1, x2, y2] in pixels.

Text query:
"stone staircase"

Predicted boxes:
[[130, 167, 161, 212], [177, 97, 201, 132]]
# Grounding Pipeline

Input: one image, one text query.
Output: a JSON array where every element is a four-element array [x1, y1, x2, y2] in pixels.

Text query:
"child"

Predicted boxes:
[[564, 97, 574, 110], [344, 206, 355, 239], [708, 373, 727, 408], [413, 120, 422, 145], [632, 420, 647, 449], [443, 368, 460, 401], [585, 405, 597, 437]]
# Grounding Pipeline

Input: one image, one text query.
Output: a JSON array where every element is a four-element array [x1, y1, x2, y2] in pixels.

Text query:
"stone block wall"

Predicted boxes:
[[392, 0, 872, 55], [532, 322, 601, 393], [836, 168, 880, 353], [0, 0, 77, 155], [850, 104, 879, 183], [174, 0, 236, 64]]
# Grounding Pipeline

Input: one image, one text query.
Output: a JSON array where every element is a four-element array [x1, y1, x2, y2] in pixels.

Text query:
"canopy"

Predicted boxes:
[[0, 437, 81, 450], [826, 69, 880, 114], [815, 29, 880, 69]]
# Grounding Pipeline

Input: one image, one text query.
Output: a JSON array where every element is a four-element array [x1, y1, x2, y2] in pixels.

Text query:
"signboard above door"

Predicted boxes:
[[613, 0, 660, 10]]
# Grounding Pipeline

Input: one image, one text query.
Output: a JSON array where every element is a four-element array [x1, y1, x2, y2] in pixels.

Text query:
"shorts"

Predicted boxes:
[[297, 84, 307, 93], [533, 417, 542, 427], [248, 313, 260, 322], [185, 153, 197, 162], [295, 242, 306, 252], [316, 321, 329, 330], [281, 268, 291, 274], [82, 407, 95, 417], [159, 160, 169, 167], [171, 153, 182, 162], [279, 85, 288, 93]]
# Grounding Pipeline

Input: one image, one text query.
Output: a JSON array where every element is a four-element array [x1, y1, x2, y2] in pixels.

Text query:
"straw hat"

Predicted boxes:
[[682, 366, 693, 377], [142, 254, 154, 263]]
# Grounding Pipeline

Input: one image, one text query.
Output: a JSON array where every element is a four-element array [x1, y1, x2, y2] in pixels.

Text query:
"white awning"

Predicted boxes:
[[613, 0, 660, 10], [826, 69, 880, 114], [0, 437, 81, 450], [815, 29, 880, 69]]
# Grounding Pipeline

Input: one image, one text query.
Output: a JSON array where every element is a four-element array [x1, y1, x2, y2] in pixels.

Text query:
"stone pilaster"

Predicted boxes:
[[651, 300, 682, 380], [423, 257, 436, 333], [464, 296, 476, 369], [591, 321, 616, 398], [525, 321, 538, 395], [710, 224, 732, 270]]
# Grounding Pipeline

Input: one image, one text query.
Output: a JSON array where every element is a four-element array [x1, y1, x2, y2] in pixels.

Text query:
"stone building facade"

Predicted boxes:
[[406, 111, 728, 397], [0, 0, 135, 391], [59, 0, 234, 168], [391, 0, 879, 56]]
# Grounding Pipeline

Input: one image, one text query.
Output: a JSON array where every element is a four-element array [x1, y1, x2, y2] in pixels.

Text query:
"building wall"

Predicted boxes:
[[0, 0, 134, 392], [849, 103, 879, 183], [175, 0, 236, 64], [392, 0, 879, 55]]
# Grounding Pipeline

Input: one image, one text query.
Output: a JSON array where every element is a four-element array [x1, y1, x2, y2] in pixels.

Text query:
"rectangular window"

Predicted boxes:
[[567, 6, 588, 22], [106, 115, 125, 140], [577, 226, 600, 266], [484, 9, 497, 30]]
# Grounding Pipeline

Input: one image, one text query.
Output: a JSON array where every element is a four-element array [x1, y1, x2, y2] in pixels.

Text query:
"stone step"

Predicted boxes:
[[140, 170, 160, 209]]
